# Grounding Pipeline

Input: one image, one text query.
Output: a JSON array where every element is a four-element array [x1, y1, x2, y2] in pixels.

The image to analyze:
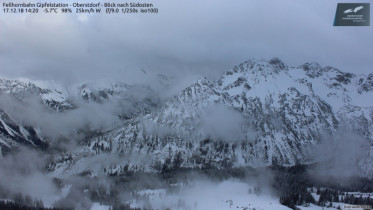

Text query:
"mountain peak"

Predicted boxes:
[[192, 77, 212, 87], [230, 58, 288, 75], [300, 62, 322, 70], [299, 62, 324, 78], [268, 57, 287, 70]]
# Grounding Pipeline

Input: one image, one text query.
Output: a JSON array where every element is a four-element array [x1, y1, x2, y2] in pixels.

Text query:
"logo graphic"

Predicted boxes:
[[334, 3, 370, 26], [344, 6, 364, 14]]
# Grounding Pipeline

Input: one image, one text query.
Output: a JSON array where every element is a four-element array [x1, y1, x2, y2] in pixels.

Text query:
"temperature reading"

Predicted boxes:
[[43, 8, 58, 13]]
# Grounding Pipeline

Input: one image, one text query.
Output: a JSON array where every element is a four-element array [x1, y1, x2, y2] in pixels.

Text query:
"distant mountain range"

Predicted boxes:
[[1, 58, 372, 177]]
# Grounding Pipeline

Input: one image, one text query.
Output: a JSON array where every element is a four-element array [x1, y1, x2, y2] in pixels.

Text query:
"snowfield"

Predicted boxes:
[[128, 180, 290, 210]]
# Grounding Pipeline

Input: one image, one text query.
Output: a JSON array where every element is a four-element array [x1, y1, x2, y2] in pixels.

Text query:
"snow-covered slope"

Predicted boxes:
[[0, 78, 73, 111], [48, 58, 373, 177], [0, 78, 161, 154], [0, 78, 71, 153], [0, 110, 47, 155]]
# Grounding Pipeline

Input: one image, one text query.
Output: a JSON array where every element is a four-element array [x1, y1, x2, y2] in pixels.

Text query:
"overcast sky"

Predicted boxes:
[[0, 0, 372, 85]]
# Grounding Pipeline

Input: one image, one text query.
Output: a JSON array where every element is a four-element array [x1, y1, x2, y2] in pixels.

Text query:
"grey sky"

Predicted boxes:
[[0, 0, 372, 85]]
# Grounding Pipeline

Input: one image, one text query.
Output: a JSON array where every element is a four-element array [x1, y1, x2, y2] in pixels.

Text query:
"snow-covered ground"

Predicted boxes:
[[87, 186, 373, 210], [128, 179, 290, 210], [299, 189, 373, 210], [90, 202, 112, 210]]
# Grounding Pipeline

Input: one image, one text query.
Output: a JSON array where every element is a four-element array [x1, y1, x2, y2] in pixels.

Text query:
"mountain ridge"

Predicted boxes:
[[47, 58, 373, 177], [1, 58, 372, 177]]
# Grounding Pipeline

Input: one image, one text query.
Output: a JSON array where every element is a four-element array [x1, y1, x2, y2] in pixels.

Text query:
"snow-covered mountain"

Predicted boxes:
[[0, 78, 74, 111], [46, 58, 373, 177], [0, 78, 70, 154], [0, 78, 161, 154]]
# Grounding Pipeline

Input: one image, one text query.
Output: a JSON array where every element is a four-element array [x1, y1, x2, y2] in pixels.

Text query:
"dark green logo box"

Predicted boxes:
[[334, 3, 370, 26]]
